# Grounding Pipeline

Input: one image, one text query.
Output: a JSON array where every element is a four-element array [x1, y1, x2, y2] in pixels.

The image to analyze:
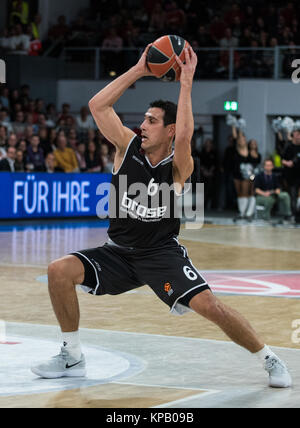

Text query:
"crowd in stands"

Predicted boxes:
[[0, 84, 116, 173], [1, 1, 300, 77], [0, 82, 299, 221], [190, 119, 300, 222]]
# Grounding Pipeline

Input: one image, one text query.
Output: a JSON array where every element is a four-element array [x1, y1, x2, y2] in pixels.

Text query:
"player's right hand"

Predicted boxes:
[[133, 44, 154, 77]]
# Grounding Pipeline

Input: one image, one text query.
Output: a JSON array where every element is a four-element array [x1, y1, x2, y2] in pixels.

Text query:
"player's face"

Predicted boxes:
[[140, 108, 174, 150]]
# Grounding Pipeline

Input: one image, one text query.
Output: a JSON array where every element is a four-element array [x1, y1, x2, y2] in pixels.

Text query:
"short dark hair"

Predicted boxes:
[[149, 100, 177, 126], [264, 158, 274, 164]]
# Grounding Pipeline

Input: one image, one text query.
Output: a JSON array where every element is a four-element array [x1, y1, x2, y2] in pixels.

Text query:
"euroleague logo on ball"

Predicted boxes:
[[146, 35, 190, 82]]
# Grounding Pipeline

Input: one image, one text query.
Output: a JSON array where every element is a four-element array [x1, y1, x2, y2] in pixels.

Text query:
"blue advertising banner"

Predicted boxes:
[[0, 172, 112, 219]]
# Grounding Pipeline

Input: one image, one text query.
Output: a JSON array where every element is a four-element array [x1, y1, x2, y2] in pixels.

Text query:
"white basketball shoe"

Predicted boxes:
[[264, 356, 292, 388], [31, 347, 86, 379]]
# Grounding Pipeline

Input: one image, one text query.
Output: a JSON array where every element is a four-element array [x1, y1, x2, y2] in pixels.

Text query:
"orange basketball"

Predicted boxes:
[[146, 35, 190, 82]]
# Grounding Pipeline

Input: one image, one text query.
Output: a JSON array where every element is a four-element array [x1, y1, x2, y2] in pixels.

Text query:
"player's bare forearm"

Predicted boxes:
[[175, 83, 194, 151], [173, 47, 197, 180]]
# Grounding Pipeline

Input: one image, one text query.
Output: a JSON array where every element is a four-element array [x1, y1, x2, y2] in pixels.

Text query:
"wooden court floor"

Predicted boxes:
[[0, 221, 299, 408]]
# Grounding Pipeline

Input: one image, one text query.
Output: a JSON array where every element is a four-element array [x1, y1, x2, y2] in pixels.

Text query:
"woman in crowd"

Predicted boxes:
[[85, 140, 103, 172], [232, 126, 256, 220]]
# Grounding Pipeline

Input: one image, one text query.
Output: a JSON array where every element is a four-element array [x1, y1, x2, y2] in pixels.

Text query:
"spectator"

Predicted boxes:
[[48, 128, 58, 152], [102, 28, 124, 76], [7, 133, 18, 149], [0, 28, 12, 53], [30, 14, 42, 41], [0, 108, 13, 133], [0, 126, 7, 159], [100, 143, 114, 172], [24, 125, 34, 144], [54, 135, 79, 172], [46, 103, 58, 126], [224, 2, 245, 27], [148, 2, 166, 34], [248, 139, 262, 170], [219, 27, 238, 48], [48, 15, 70, 42], [15, 149, 25, 171], [10, 0, 29, 26], [255, 158, 292, 221], [196, 25, 215, 47], [282, 129, 300, 214], [0, 147, 16, 171], [239, 27, 253, 47], [209, 14, 226, 42], [26, 134, 45, 171], [165, 1, 186, 35], [0, 87, 10, 110], [8, 24, 30, 55], [200, 138, 218, 210], [67, 128, 79, 151], [17, 138, 27, 155], [44, 152, 63, 173], [232, 126, 256, 220], [57, 103, 75, 126], [38, 126, 51, 155], [76, 106, 95, 130], [85, 141, 103, 172], [12, 110, 26, 138], [75, 142, 87, 172], [27, 24, 42, 56]]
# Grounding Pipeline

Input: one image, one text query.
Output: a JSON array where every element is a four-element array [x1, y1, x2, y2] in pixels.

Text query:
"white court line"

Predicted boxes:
[[152, 390, 220, 408], [7, 321, 300, 353], [111, 380, 220, 407]]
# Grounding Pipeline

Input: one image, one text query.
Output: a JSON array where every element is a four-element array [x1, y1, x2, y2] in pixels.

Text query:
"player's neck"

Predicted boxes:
[[144, 146, 173, 166]]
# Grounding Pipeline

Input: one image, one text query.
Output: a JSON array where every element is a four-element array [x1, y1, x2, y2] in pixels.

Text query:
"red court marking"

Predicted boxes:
[[203, 272, 300, 298], [0, 341, 21, 345]]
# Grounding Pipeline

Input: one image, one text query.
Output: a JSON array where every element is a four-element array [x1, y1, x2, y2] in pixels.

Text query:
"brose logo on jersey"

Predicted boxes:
[[121, 191, 167, 220], [120, 178, 169, 221]]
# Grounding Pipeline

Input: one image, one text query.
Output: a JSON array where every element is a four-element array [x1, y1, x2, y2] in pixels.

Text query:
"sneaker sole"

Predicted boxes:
[[31, 367, 86, 379]]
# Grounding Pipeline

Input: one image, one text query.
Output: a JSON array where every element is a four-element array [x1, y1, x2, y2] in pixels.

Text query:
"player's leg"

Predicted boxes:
[[31, 255, 86, 379], [47, 255, 84, 333], [189, 289, 292, 387], [31, 244, 143, 379], [140, 240, 292, 387], [189, 290, 263, 352]]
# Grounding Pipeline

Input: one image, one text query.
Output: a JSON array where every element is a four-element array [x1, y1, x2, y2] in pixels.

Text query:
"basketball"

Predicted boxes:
[[146, 35, 190, 82]]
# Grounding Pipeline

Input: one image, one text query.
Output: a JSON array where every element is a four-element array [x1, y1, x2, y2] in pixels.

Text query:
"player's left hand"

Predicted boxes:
[[175, 46, 198, 87]]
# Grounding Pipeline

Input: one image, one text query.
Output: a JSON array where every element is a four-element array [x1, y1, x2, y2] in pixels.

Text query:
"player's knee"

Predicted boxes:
[[189, 290, 224, 322], [48, 256, 83, 288]]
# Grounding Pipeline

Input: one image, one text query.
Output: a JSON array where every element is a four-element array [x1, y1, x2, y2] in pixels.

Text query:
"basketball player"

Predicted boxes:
[[31, 45, 292, 388]]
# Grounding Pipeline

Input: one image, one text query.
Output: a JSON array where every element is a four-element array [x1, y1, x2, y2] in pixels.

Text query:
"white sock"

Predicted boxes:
[[246, 196, 256, 217], [254, 345, 277, 365], [237, 197, 248, 216], [61, 330, 82, 360]]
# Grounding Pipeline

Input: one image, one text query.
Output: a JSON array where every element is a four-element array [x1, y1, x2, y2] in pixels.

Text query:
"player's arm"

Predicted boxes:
[[88, 45, 153, 152], [172, 47, 198, 190]]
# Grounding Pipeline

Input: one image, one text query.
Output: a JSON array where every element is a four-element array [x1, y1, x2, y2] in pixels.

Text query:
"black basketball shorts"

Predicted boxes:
[[70, 237, 211, 315]]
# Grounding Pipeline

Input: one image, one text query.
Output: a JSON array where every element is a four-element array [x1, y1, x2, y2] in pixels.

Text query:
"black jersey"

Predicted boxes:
[[107, 135, 181, 248]]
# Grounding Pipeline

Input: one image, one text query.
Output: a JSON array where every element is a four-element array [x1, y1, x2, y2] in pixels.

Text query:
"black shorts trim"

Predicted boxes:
[[71, 251, 101, 295], [178, 284, 211, 308], [171, 284, 211, 315]]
